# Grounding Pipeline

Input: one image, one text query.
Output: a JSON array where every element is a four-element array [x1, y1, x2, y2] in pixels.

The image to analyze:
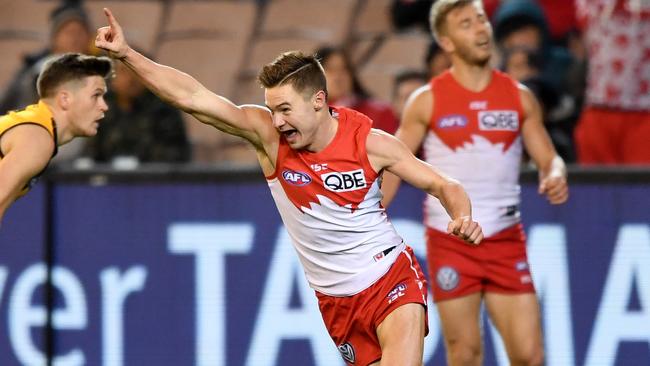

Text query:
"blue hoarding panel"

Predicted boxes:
[[0, 181, 648, 366], [0, 185, 47, 366]]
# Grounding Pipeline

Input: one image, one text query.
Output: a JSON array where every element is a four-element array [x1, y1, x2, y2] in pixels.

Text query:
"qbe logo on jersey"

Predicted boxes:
[[321, 169, 367, 192], [478, 110, 519, 131]]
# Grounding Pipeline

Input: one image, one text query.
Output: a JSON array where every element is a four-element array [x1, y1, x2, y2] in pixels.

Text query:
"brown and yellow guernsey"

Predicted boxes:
[[0, 101, 58, 197]]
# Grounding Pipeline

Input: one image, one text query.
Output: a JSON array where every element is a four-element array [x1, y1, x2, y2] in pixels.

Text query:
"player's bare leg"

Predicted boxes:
[[370, 303, 426, 366], [485, 292, 544, 366], [436, 293, 483, 366]]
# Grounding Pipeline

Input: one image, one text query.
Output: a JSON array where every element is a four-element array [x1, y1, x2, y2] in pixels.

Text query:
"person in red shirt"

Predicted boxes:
[[382, 1, 569, 365], [315, 46, 400, 134], [574, 0, 650, 164], [96, 8, 483, 366]]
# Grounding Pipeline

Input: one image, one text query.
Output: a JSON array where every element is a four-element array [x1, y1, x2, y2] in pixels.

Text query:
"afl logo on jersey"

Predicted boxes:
[[478, 110, 519, 131], [438, 114, 468, 129], [321, 169, 367, 192], [282, 169, 312, 186]]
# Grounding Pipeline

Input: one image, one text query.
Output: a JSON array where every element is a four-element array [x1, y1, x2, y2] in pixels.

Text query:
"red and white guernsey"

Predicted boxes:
[[425, 70, 525, 237], [267, 107, 403, 296]]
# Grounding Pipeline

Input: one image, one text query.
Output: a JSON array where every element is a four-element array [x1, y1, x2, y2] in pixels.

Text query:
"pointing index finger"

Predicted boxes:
[[103, 8, 120, 29]]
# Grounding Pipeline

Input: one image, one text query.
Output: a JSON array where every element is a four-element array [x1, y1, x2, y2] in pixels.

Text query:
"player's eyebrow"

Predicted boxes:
[[266, 102, 290, 111]]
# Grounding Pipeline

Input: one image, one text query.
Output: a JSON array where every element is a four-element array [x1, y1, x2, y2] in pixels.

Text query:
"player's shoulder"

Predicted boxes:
[[1, 123, 55, 162], [13, 103, 51, 123], [1, 103, 55, 143], [366, 127, 414, 171], [412, 82, 432, 98], [407, 84, 433, 109], [512, 82, 538, 112], [402, 83, 434, 125], [241, 103, 279, 142], [241, 103, 272, 121], [366, 127, 402, 155], [5, 123, 54, 146]]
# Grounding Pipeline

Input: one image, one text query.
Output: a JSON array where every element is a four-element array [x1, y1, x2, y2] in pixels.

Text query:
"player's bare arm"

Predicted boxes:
[[519, 85, 569, 204], [381, 85, 433, 207], [368, 130, 483, 244], [94, 8, 277, 154], [0, 126, 54, 222]]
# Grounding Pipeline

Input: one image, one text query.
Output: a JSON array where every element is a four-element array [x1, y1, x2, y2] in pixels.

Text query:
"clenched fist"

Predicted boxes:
[[447, 216, 483, 245]]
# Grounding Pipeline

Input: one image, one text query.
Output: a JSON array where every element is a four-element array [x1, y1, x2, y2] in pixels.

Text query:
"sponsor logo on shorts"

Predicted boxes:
[[516, 260, 529, 271], [478, 110, 519, 131], [321, 169, 366, 192], [437, 114, 468, 129], [436, 266, 459, 291], [338, 342, 356, 363], [282, 169, 312, 186], [521, 275, 532, 284], [387, 282, 407, 304]]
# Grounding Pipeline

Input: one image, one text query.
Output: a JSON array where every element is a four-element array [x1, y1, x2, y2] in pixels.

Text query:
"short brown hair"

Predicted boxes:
[[37, 53, 113, 98], [430, 0, 481, 42], [257, 51, 327, 99]]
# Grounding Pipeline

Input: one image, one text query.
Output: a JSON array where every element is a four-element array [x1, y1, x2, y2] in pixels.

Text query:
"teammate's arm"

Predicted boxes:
[[95, 8, 274, 149], [0, 126, 54, 223], [368, 131, 483, 244], [380, 86, 432, 207], [519, 85, 569, 204]]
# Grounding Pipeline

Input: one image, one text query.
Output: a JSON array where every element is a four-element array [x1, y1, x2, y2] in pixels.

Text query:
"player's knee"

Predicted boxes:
[[509, 344, 544, 366], [445, 339, 482, 365]]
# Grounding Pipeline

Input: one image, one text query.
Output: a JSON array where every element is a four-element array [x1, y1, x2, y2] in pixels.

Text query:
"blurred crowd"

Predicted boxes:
[[1, 0, 649, 167]]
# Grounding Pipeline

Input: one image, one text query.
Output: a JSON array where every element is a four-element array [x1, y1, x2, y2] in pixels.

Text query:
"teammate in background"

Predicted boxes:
[[96, 8, 482, 366], [0, 53, 112, 224], [382, 1, 568, 365]]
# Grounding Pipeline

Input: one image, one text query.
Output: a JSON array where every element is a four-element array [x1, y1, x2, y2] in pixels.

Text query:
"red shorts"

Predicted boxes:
[[427, 224, 536, 302], [575, 107, 650, 164], [316, 246, 428, 366]]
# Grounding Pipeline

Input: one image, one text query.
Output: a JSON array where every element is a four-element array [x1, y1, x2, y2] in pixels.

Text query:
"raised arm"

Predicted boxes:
[[0, 126, 54, 224], [369, 130, 483, 245], [380, 85, 431, 206], [519, 85, 569, 205], [95, 8, 275, 149]]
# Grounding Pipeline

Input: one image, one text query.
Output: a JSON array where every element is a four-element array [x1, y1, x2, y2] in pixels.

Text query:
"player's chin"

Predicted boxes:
[[83, 126, 99, 137], [476, 55, 491, 66], [287, 138, 306, 150]]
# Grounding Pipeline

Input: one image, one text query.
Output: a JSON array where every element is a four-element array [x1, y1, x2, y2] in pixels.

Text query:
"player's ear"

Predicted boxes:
[[438, 36, 454, 53], [313, 90, 326, 112], [57, 90, 72, 110]]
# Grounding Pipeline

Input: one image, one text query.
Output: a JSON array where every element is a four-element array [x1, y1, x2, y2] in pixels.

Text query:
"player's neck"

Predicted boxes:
[[449, 62, 492, 93], [42, 99, 73, 146], [306, 111, 338, 153]]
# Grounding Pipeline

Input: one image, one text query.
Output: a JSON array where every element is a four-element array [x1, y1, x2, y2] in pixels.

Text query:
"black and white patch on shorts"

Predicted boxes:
[[436, 266, 460, 291], [338, 342, 355, 363]]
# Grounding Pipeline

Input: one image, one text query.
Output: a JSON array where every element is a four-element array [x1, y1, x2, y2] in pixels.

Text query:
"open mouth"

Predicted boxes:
[[281, 129, 298, 139]]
